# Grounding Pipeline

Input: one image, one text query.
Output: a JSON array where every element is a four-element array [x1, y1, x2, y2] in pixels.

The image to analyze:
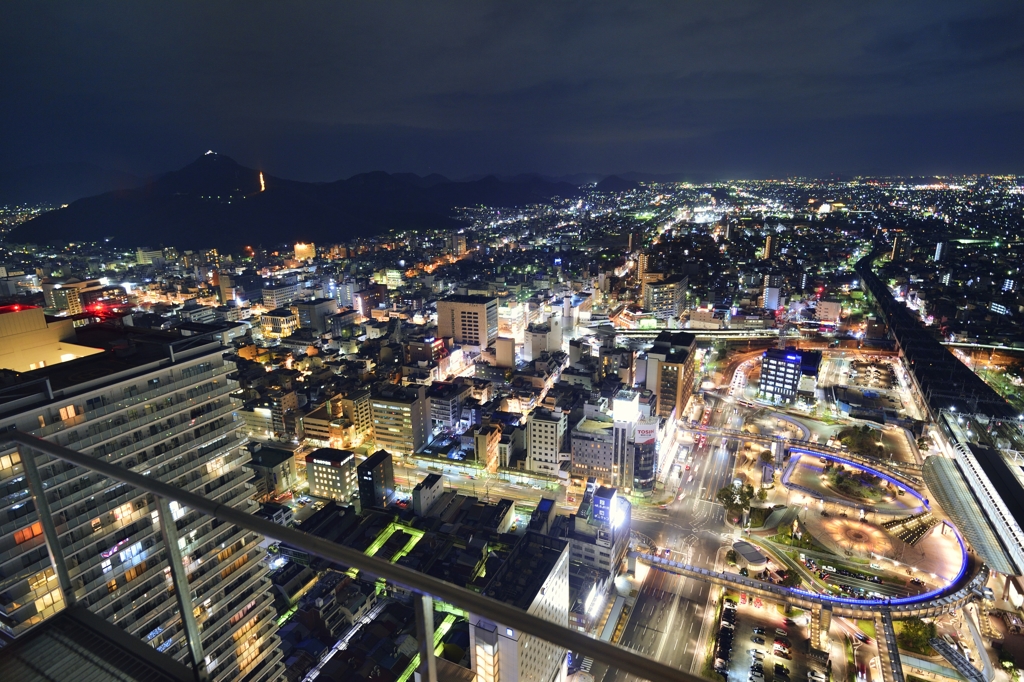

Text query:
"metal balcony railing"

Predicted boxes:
[[2, 429, 700, 682]]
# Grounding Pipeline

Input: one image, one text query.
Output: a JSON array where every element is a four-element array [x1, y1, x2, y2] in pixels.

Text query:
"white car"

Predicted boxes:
[[750, 650, 765, 661]]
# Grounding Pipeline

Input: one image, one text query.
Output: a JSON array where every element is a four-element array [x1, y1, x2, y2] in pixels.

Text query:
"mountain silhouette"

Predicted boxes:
[[594, 175, 641, 193], [7, 153, 580, 249]]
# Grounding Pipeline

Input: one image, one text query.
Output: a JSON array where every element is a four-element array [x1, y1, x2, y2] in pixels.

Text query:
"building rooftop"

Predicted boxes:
[[482, 531, 567, 610], [306, 447, 355, 466], [440, 295, 496, 305], [249, 445, 295, 469], [414, 473, 443, 491], [359, 448, 392, 471], [262, 308, 296, 317]]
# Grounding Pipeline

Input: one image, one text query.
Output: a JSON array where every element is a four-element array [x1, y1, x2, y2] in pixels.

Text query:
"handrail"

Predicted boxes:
[[1, 430, 699, 682]]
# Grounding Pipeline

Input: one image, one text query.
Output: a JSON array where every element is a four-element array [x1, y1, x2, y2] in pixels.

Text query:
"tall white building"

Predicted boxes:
[[527, 408, 567, 475], [471, 533, 570, 682], [0, 308, 283, 681], [437, 295, 499, 349]]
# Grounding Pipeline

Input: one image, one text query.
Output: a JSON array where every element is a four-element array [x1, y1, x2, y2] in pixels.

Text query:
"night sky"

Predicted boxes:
[[4, 2, 1023, 180]]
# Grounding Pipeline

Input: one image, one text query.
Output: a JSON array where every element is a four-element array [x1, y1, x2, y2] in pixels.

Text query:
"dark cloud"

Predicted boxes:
[[2, 1, 1022, 179]]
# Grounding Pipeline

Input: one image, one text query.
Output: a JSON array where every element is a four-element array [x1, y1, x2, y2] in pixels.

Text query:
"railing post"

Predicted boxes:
[[157, 496, 209, 682], [20, 445, 76, 607], [414, 594, 438, 682]]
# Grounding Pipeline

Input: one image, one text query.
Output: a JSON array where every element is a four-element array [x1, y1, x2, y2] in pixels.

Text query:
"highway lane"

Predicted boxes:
[[595, 565, 712, 682]]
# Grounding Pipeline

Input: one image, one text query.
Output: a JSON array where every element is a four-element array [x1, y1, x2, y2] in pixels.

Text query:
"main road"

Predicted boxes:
[[601, 393, 744, 678], [593, 566, 713, 682]]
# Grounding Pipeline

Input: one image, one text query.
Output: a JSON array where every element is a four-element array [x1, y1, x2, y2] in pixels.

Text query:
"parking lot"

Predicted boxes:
[[714, 592, 826, 682]]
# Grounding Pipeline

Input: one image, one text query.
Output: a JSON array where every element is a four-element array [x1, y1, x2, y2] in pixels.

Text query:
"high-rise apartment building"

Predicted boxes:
[[447, 233, 468, 256], [635, 252, 648, 283], [934, 242, 946, 262], [357, 449, 395, 510], [370, 384, 429, 455], [0, 309, 283, 681], [642, 274, 687, 319], [527, 408, 567, 475], [436, 295, 498, 349], [762, 234, 777, 260], [891, 233, 913, 262], [645, 330, 697, 420]]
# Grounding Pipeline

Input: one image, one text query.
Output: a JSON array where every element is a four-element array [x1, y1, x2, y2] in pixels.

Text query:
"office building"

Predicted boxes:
[[427, 381, 471, 431], [570, 417, 616, 483], [527, 408, 567, 475], [248, 443, 298, 501], [370, 384, 429, 455], [891, 233, 913, 262], [357, 449, 395, 510], [555, 481, 631, 575], [293, 242, 315, 261], [762, 234, 777, 260], [645, 330, 697, 420], [470, 533, 570, 682], [525, 318, 563, 362], [642, 274, 687, 319], [292, 297, 338, 335], [0, 308, 283, 681], [306, 448, 357, 502], [261, 282, 299, 309], [260, 308, 298, 338], [437, 295, 499, 349], [758, 347, 821, 403]]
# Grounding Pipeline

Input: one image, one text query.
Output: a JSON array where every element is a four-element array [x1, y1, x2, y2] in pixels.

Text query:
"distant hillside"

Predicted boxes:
[[594, 175, 641, 193], [0, 162, 144, 205], [6, 154, 579, 249]]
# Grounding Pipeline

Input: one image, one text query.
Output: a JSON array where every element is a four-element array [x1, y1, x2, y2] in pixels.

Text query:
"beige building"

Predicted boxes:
[[293, 242, 316, 261], [0, 305, 103, 372], [370, 384, 429, 455], [437, 295, 498, 349]]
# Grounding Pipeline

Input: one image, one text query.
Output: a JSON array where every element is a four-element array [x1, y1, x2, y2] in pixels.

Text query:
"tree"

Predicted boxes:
[[759, 450, 773, 465], [716, 486, 740, 512], [779, 571, 802, 588], [757, 488, 768, 502], [895, 617, 936, 655], [726, 549, 738, 564]]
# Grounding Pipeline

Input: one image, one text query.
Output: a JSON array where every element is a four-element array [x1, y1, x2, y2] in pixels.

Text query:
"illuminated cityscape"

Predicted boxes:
[[2, 3, 1024, 682]]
